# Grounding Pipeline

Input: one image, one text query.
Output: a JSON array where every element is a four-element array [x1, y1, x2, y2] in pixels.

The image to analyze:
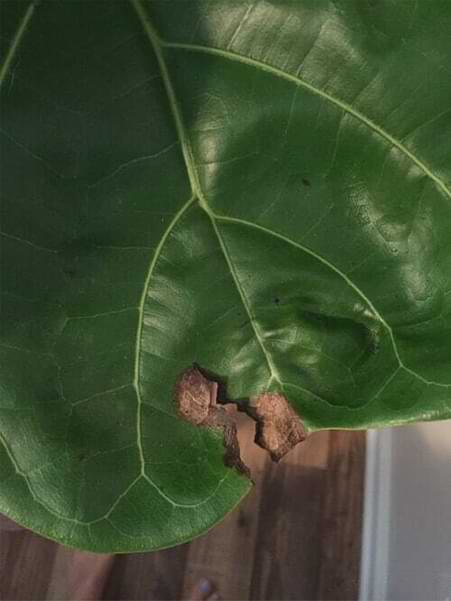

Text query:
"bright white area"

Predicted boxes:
[[360, 421, 451, 601]]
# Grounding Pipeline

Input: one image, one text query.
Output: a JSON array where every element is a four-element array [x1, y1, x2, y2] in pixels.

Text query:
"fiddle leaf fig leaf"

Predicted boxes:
[[1, 0, 450, 552]]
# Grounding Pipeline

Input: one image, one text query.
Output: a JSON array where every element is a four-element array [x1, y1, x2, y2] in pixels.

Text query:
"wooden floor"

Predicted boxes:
[[0, 421, 366, 601]]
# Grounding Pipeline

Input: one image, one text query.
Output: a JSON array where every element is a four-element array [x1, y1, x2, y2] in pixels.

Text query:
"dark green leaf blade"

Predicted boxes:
[[1, 0, 450, 552]]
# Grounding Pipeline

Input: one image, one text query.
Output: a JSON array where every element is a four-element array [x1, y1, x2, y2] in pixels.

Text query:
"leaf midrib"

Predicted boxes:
[[0, 1, 37, 89], [131, 0, 280, 388]]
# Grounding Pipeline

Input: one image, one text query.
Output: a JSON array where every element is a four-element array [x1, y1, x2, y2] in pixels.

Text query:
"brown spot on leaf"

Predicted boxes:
[[175, 367, 215, 425], [175, 367, 250, 477], [175, 367, 307, 473], [247, 393, 307, 462]]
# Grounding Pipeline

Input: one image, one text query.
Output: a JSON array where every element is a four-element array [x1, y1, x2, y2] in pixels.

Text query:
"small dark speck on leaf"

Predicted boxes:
[[274, 297, 280, 305], [302, 177, 311, 187]]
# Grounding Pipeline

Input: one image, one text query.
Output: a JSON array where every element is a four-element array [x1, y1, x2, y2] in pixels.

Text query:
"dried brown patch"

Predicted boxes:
[[175, 366, 216, 425], [175, 367, 250, 477], [175, 367, 307, 474], [248, 393, 307, 462]]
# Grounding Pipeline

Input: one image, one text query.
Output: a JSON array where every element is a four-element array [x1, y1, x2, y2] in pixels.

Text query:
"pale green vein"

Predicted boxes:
[[370, 368, 401, 404], [1, 231, 57, 254], [131, 0, 279, 387], [1, 418, 224, 528], [0, 429, 82, 525], [0, 430, 40, 502], [99, 466, 229, 523], [134, 196, 195, 476], [98, 476, 141, 522], [0, 342, 52, 357], [143, 470, 230, 509], [105, 469, 231, 543], [215, 213, 451, 389], [95, 465, 230, 522], [66, 307, 138, 321], [131, 0, 201, 199], [87, 142, 179, 188], [163, 40, 451, 204], [0, 1, 38, 89], [0, 127, 69, 179], [281, 381, 366, 412], [281, 381, 329, 406], [72, 384, 134, 407], [208, 216, 281, 385]]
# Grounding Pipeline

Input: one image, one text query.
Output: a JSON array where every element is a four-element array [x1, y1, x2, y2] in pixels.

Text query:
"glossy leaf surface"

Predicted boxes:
[[1, 0, 450, 552]]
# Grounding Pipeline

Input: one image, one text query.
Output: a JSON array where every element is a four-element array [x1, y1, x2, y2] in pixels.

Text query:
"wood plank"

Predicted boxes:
[[180, 413, 269, 601], [47, 549, 114, 601], [249, 431, 330, 601], [0, 529, 57, 601], [317, 430, 366, 601], [102, 545, 189, 601]]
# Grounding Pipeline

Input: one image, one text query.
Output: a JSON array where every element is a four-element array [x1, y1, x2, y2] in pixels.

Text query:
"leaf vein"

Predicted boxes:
[[163, 41, 451, 203], [131, 0, 280, 388], [0, 1, 38, 90], [134, 196, 195, 477], [214, 214, 451, 389]]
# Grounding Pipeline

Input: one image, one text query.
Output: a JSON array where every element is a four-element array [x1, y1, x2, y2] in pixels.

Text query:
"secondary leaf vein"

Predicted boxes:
[[163, 40, 451, 204]]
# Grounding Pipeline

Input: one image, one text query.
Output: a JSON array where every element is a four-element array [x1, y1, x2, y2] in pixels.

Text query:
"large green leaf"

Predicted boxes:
[[1, 0, 450, 552]]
